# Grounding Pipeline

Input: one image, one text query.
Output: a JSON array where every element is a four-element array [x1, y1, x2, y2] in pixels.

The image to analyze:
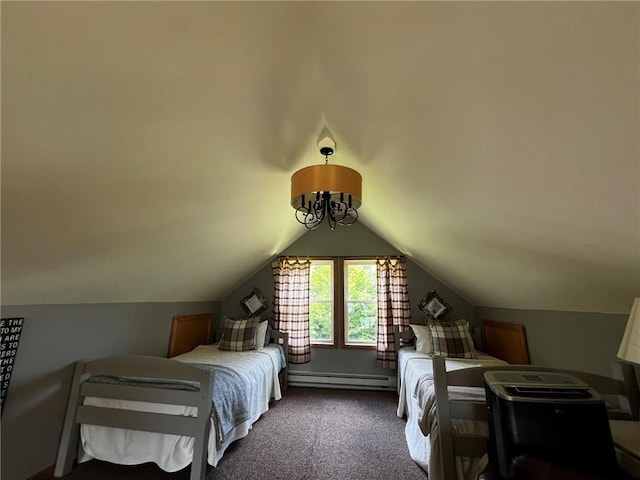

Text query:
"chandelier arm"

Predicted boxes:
[[295, 207, 321, 229], [295, 192, 332, 229], [329, 199, 348, 221], [338, 207, 358, 226]]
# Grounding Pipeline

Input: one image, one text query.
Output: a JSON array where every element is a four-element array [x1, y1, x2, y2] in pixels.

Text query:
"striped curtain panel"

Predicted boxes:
[[272, 257, 312, 364], [376, 256, 411, 369]]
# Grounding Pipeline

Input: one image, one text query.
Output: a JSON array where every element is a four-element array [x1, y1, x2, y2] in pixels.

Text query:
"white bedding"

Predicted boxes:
[[79, 344, 284, 472], [396, 348, 506, 480]]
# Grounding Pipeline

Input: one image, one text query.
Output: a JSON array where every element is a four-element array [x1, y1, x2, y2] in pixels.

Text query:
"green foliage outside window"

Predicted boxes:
[[310, 303, 332, 341], [346, 263, 377, 343], [309, 260, 378, 345], [310, 263, 332, 342]]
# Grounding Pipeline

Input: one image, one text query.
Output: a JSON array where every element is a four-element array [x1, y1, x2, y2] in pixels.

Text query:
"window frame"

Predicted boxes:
[[342, 259, 378, 349], [308, 258, 338, 348], [308, 257, 378, 350]]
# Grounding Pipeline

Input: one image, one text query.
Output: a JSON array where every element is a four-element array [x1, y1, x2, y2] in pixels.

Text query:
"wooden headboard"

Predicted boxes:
[[482, 319, 530, 364], [167, 313, 213, 358]]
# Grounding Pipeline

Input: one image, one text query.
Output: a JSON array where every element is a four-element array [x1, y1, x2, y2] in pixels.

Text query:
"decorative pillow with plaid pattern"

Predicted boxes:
[[427, 319, 476, 359], [219, 317, 260, 352]]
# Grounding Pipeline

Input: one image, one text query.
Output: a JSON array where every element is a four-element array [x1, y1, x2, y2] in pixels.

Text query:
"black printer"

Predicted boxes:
[[484, 370, 619, 479]]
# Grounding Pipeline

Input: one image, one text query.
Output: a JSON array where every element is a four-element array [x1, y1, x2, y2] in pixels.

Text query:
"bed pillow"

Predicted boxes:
[[219, 316, 261, 352], [255, 320, 269, 350], [264, 323, 273, 348], [427, 319, 476, 359], [409, 324, 433, 354]]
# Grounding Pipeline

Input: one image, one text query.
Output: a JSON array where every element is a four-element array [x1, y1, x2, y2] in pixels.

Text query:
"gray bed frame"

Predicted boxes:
[[54, 330, 289, 480]]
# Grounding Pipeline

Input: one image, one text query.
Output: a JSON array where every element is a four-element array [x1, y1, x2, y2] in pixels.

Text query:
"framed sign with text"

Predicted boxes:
[[1, 317, 24, 414]]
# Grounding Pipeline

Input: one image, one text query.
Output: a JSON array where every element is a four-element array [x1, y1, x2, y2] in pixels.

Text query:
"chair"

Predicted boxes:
[[432, 356, 639, 480]]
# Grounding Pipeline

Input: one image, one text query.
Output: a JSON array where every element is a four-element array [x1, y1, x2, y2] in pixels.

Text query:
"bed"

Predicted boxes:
[[54, 314, 288, 480], [395, 319, 639, 480], [395, 324, 507, 479]]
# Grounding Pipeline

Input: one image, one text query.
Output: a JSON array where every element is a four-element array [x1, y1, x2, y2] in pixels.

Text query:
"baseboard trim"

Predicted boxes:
[[27, 464, 54, 480], [288, 371, 397, 391]]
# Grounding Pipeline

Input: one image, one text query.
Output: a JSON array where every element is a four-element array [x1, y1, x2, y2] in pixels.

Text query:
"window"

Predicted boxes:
[[309, 260, 334, 345], [309, 258, 378, 348], [344, 260, 378, 346]]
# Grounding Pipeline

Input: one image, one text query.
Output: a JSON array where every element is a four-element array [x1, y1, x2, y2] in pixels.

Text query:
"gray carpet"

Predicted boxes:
[[61, 387, 428, 480]]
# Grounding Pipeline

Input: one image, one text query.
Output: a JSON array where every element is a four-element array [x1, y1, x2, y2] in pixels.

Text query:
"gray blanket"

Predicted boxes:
[[88, 363, 251, 449], [193, 363, 251, 448]]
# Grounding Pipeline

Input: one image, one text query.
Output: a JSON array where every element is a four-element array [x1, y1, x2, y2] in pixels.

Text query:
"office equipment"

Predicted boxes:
[[484, 370, 619, 479]]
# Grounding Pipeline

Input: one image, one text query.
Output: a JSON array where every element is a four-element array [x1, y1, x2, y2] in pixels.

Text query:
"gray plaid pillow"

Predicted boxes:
[[219, 317, 260, 352], [427, 319, 476, 359]]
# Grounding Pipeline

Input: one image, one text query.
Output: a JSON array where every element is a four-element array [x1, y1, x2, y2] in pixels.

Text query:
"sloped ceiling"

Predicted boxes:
[[2, 2, 638, 313]]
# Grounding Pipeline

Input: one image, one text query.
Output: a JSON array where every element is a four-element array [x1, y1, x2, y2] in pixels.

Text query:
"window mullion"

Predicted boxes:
[[335, 258, 343, 348]]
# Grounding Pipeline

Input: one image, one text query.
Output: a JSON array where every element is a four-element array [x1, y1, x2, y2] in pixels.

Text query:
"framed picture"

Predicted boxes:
[[418, 290, 451, 320], [241, 288, 268, 316]]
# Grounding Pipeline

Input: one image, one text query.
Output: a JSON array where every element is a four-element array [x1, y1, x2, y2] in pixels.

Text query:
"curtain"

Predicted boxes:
[[376, 256, 411, 369], [272, 257, 311, 364]]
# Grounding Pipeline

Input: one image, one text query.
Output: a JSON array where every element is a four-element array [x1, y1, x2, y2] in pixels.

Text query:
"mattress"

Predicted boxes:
[[79, 344, 284, 472]]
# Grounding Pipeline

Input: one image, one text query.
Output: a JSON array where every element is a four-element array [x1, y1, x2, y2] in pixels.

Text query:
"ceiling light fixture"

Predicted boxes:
[[291, 135, 362, 230]]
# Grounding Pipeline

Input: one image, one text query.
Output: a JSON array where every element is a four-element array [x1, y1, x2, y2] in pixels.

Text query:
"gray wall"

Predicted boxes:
[[221, 223, 475, 376], [0, 301, 220, 480], [476, 307, 629, 377]]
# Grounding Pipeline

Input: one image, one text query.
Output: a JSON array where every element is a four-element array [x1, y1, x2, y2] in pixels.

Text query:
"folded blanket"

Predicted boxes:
[[418, 381, 486, 435], [198, 364, 251, 448]]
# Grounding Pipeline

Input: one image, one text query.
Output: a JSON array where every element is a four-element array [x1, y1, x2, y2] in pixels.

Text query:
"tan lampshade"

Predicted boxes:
[[617, 298, 640, 364], [291, 164, 362, 209]]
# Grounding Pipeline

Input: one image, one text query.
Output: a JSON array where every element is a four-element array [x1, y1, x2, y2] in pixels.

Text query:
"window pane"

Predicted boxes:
[[347, 264, 377, 301], [310, 302, 332, 341], [347, 302, 377, 342], [345, 260, 377, 345], [310, 264, 332, 301], [310, 261, 333, 344]]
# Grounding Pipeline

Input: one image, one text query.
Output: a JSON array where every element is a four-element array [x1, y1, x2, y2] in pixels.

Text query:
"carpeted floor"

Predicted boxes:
[[61, 387, 428, 480]]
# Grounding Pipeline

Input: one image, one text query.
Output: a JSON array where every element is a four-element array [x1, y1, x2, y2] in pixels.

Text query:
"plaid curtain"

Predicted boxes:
[[272, 257, 311, 364], [376, 256, 411, 369]]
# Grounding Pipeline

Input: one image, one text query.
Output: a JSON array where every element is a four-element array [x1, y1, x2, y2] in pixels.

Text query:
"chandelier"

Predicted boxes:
[[291, 136, 362, 230]]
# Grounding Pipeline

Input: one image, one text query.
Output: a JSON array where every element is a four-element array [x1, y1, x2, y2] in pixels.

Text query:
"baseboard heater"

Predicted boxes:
[[288, 371, 397, 391]]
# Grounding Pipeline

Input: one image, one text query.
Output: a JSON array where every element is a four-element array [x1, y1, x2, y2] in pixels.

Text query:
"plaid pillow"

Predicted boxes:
[[219, 317, 260, 352], [427, 319, 476, 359]]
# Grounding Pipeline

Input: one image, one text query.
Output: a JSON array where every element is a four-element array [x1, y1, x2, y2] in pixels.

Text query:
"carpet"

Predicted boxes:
[[60, 387, 427, 480]]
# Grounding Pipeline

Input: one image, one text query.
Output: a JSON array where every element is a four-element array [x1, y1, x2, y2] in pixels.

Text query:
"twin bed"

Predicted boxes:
[[395, 320, 509, 479], [54, 314, 288, 480], [395, 319, 639, 480]]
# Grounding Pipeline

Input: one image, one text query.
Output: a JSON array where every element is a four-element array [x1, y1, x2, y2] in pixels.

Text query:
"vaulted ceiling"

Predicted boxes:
[[2, 2, 638, 313]]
